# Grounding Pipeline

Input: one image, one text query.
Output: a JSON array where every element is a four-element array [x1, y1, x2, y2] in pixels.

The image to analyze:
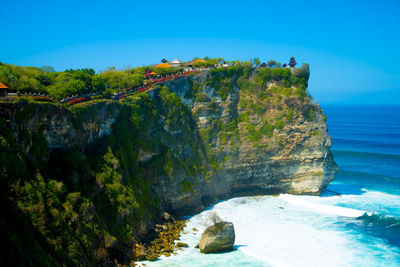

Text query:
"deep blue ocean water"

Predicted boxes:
[[322, 105, 400, 251], [142, 105, 400, 267]]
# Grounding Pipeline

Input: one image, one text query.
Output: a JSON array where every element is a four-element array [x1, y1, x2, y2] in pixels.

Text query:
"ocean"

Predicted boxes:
[[142, 105, 400, 267]]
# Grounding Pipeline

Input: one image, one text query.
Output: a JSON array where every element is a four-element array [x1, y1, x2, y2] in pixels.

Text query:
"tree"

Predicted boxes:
[[275, 62, 282, 68], [216, 58, 225, 65], [41, 66, 55, 73], [92, 76, 106, 92], [267, 60, 277, 68], [0, 65, 20, 90], [253, 57, 260, 67]]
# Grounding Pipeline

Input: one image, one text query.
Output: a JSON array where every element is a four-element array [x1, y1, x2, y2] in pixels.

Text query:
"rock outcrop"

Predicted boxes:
[[161, 66, 337, 199], [199, 221, 235, 253], [0, 100, 120, 150], [0, 64, 337, 265]]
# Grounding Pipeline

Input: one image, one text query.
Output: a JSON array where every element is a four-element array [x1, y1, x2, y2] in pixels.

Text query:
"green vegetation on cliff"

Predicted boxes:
[[192, 62, 314, 165], [0, 85, 210, 265], [0, 61, 327, 266], [0, 58, 219, 100]]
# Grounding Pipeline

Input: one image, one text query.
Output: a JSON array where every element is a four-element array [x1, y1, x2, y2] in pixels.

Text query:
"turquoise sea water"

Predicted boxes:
[[142, 105, 400, 267]]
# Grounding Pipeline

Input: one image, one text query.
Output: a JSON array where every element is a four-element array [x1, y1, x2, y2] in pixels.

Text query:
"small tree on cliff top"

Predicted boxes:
[[253, 57, 261, 67], [267, 60, 277, 67]]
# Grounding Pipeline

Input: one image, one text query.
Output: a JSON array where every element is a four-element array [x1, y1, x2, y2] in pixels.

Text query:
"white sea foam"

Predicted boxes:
[[279, 194, 372, 217], [143, 194, 400, 267]]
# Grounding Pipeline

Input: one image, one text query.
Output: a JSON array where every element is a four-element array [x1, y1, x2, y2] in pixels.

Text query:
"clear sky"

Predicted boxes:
[[1, 0, 399, 104]]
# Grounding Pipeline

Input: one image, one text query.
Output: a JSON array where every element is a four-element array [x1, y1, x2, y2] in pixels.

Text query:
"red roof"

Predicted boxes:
[[0, 82, 8, 89]]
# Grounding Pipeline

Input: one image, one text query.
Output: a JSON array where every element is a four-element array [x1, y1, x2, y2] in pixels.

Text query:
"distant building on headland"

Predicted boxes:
[[169, 59, 182, 67], [188, 59, 206, 66], [0, 82, 8, 96], [145, 70, 157, 78], [289, 57, 297, 68], [156, 63, 171, 68]]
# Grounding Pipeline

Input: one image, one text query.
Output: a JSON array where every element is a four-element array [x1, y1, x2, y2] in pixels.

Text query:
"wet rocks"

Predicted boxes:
[[176, 242, 188, 248], [135, 220, 187, 261], [199, 221, 235, 253]]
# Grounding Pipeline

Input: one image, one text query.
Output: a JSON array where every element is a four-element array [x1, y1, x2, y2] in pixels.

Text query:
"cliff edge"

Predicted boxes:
[[0, 63, 337, 265]]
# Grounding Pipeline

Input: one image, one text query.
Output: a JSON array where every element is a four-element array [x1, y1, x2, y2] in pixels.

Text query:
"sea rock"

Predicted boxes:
[[134, 244, 147, 261], [176, 242, 189, 248], [163, 212, 174, 222], [104, 234, 117, 249], [199, 221, 235, 253], [145, 253, 158, 261]]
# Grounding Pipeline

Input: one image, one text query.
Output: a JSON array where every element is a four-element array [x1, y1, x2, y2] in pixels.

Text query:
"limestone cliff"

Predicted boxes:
[[0, 100, 120, 150], [162, 66, 336, 198], [0, 64, 337, 265]]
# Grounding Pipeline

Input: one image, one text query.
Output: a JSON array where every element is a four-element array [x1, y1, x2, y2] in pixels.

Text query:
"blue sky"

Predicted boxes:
[[1, 0, 399, 104]]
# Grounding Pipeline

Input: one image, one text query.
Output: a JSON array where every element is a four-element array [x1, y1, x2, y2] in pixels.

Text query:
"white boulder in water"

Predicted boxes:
[[199, 221, 235, 253]]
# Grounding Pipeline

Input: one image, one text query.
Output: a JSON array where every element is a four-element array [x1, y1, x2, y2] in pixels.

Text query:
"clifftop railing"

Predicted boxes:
[[0, 69, 203, 106], [111, 70, 200, 101]]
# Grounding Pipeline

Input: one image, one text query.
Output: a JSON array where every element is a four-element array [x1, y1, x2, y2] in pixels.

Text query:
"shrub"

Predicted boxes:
[[260, 123, 274, 137], [208, 98, 220, 112], [200, 127, 212, 142], [207, 212, 222, 225], [312, 130, 320, 136], [15, 101, 34, 121], [275, 119, 284, 130], [246, 123, 262, 142], [185, 81, 201, 99], [180, 179, 194, 194], [306, 108, 315, 121], [223, 120, 237, 132], [294, 87, 307, 98], [195, 92, 210, 102], [253, 102, 265, 115], [286, 109, 293, 122], [238, 112, 249, 123]]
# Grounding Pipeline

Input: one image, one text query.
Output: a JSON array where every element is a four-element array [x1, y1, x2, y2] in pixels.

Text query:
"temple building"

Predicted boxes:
[[169, 59, 182, 67], [0, 82, 8, 96], [289, 57, 297, 68], [156, 63, 171, 68], [145, 71, 157, 78], [188, 59, 206, 67], [260, 62, 267, 68], [194, 59, 206, 63], [161, 58, 168, 63]]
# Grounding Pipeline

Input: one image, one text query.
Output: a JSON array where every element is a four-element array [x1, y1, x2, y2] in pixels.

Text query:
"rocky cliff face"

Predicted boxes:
[[1, 67, 337, 210], [160, 68, 337, 198], [0, 65, 337, 265], [0, 100, 120, 151]]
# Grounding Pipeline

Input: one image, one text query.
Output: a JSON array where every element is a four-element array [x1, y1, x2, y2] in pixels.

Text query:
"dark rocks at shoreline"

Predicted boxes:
[[134, 219, 187, 261], [176, 242, 189, 248]]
